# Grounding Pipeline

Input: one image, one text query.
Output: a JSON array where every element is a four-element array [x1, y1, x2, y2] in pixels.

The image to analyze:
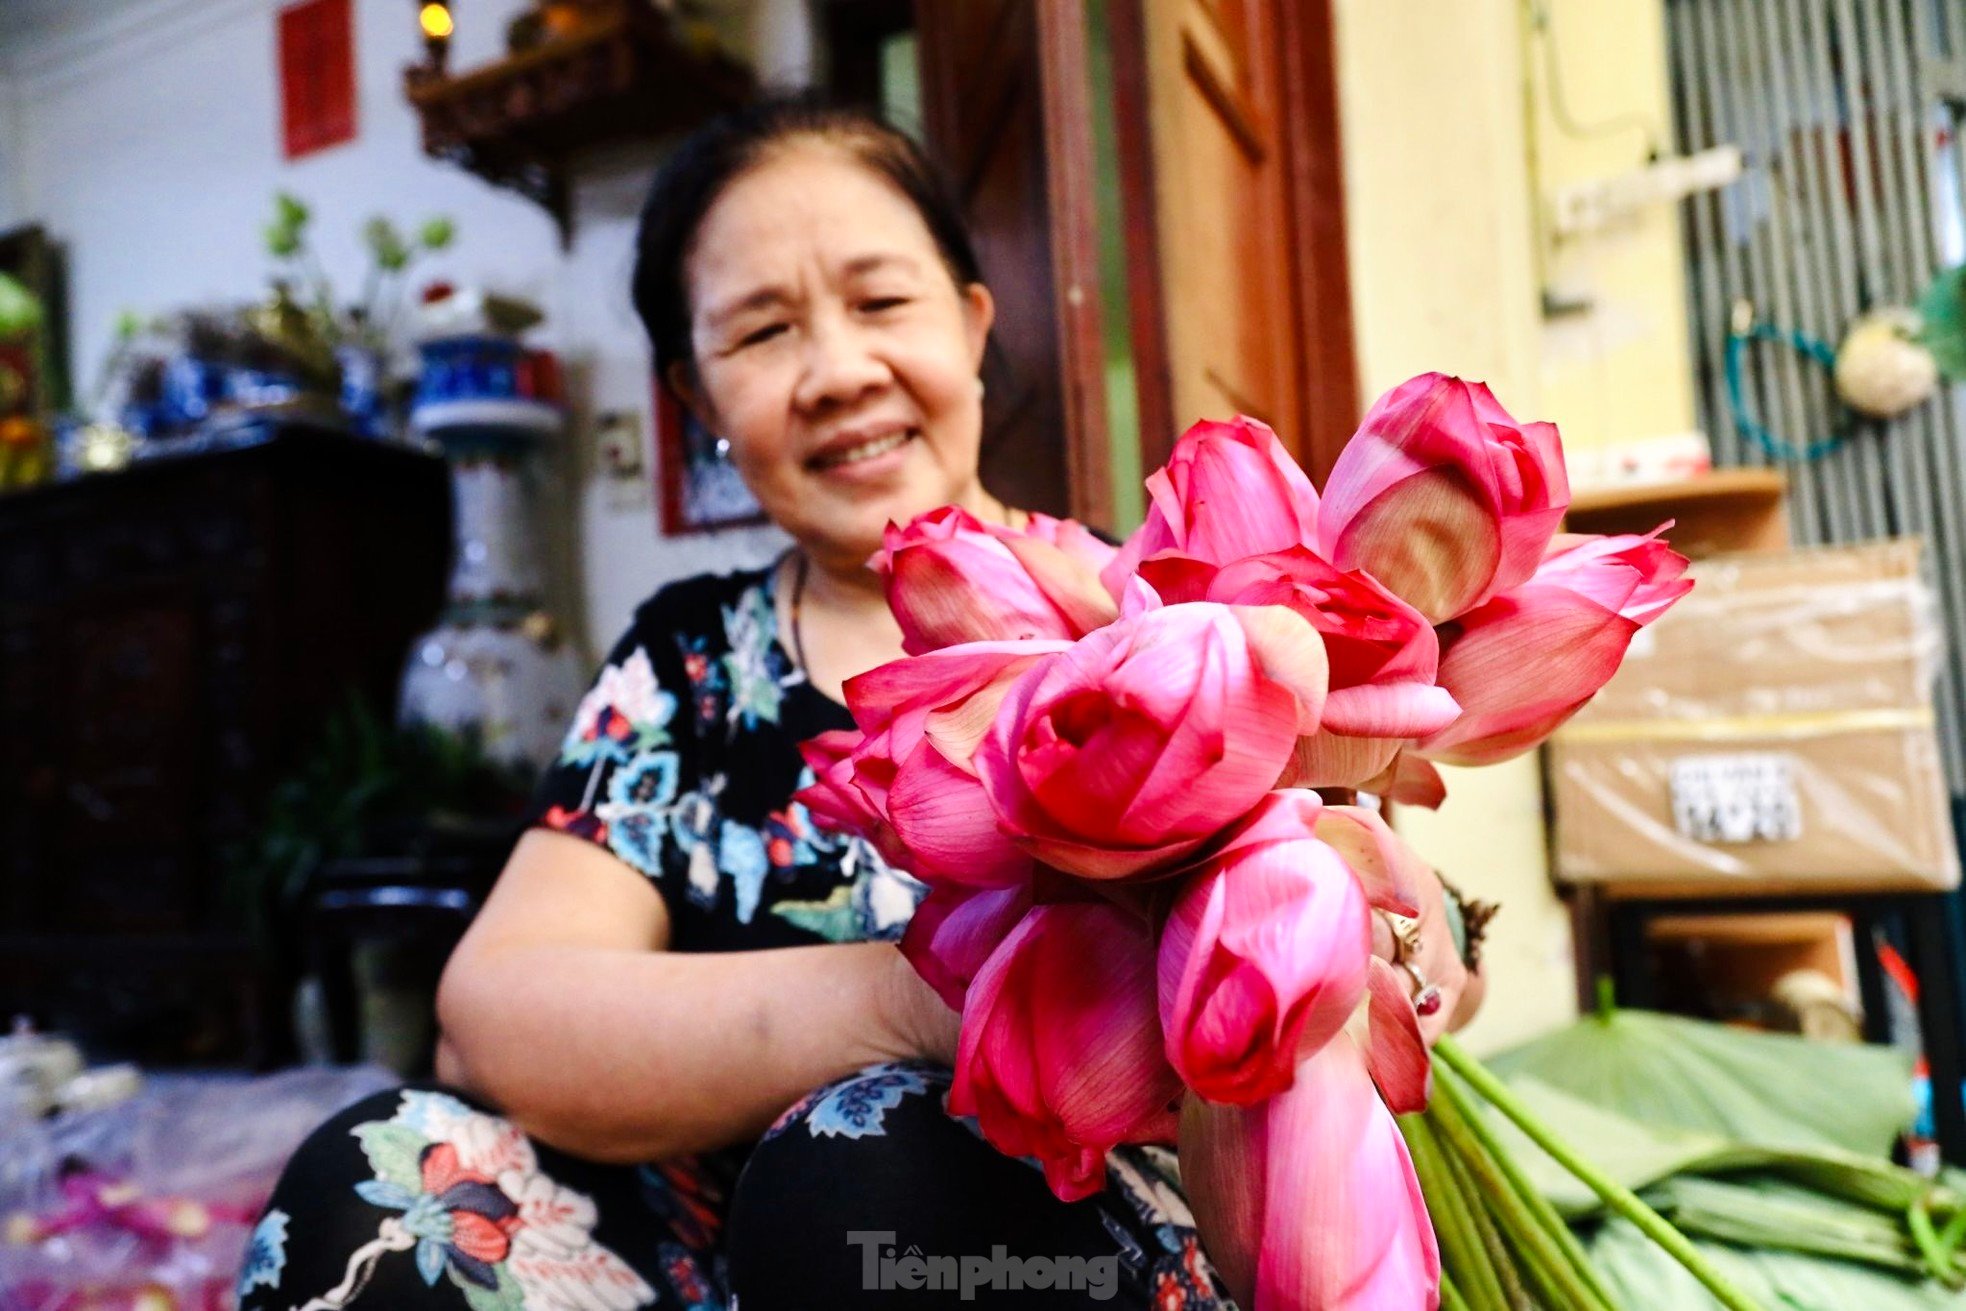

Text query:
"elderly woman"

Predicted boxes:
[[239, 95, 1480, 1311]]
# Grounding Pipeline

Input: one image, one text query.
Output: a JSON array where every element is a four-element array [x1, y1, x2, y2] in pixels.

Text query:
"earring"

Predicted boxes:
[[975, 376, 987, 400]]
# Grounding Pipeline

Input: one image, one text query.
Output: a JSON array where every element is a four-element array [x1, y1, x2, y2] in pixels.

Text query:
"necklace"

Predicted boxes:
[[789, 550, 812, 676]]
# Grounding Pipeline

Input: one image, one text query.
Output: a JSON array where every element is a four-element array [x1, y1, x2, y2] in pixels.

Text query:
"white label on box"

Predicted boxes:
[[1669, 752, 1802, 844]]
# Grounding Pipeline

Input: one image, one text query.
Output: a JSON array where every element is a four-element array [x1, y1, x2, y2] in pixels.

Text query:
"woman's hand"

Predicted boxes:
[[880, 946, 963, 1068], [1370, 867, 1485, 1045], [442, 831, 977, 1161]]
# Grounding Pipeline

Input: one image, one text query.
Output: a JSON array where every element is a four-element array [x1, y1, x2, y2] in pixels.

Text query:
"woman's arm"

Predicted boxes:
[[435, 829, 958, 1164]]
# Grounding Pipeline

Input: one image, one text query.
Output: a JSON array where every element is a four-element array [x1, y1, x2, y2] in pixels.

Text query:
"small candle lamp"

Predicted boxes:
[[418, 1, 454, 74]]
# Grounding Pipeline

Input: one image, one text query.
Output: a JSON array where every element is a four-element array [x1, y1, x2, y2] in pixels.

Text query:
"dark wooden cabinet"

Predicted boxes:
[[0, 428, 449, 1064]]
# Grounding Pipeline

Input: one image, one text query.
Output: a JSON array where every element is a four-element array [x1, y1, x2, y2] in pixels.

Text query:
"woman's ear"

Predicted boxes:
[[665, 358, 713, 430], [960, 282, 996, 371]]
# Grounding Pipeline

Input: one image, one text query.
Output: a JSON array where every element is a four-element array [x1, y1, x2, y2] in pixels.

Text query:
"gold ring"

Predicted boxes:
[[1380, 910, 1423, 963], [1381, 911, 1442, 1017]]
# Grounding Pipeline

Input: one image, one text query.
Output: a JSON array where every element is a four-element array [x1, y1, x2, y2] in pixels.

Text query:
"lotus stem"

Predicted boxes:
[[1434, 1034, 1766, 1311], [1430, 1064, 1615, 1299], [1429, 1069, 1619, 1311], [1403, 1112, 1513, 1311], [1907, 1196, 1955, 1284], [1433, 1105, 1534, 1309], [1438, 1270, 1473, 1311], [1938, 1197, 1966, 1258], [1593, 974, 1617, 1022]]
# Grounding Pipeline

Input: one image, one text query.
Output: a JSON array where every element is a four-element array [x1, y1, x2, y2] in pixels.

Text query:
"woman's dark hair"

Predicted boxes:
[[631, 91, 984, 371]]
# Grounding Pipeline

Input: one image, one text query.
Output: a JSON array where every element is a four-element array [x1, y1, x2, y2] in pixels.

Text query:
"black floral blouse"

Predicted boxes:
[[496, 563, 1231, 1311], [527, 563, 929, 950]]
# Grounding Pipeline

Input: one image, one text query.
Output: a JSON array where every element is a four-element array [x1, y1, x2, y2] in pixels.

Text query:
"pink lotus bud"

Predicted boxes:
[[1210, 547, 1462, 788], [949, 899, 1183, 1202], [1532, 524, 1693, 625], [797, 730, 911, 870], [874, 507, 1118, 655], [1179, 1033, 1440, 1310], [1319, 374, 1569, 623], [976, 603, 1329, 880], [901, 879, 1034, 1011], [1019, 510, 1122, 574], [1359, 750, 1449, 810], [1101, 416, 1321, 600], [796, 640, 1074, 886], [1157, 791, 1375, 1105], [1417, 525, 1691, 765]]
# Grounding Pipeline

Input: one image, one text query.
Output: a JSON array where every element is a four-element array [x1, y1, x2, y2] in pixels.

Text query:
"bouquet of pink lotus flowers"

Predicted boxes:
[[797, 373, 1695, 1310]]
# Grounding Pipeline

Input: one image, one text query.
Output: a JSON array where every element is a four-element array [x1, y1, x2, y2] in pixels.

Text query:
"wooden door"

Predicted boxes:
[[903, 0, 1356, 512], [1126, 0, 1358, 482], [915, 0, 1111, 525]]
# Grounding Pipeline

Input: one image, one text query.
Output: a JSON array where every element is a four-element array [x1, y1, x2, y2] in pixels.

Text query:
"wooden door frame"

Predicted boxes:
[[1033, 0, 1114, 527], [913, 0, 1114, 527], [1273, 0, 1359, 487], [1107, 0, 1178, 476], [1110, 0, 1359, 485]]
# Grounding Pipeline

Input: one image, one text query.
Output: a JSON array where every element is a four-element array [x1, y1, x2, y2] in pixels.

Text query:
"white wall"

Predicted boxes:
[[0, 66, 20, 226], [0, 0, 812, 657]]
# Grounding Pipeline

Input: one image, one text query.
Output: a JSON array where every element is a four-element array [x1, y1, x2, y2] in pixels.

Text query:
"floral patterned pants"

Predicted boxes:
[[236, 1063, 1232, 1310]]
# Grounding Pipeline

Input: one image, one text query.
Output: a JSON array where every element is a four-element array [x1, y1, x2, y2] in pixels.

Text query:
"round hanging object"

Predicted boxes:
[[1834, 308, 1938, 419]]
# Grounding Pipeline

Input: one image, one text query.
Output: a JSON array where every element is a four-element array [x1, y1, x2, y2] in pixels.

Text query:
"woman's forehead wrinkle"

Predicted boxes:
[[698, 250, 927, 332], [702, 283, 798, 331], [839, 252, 923, 278]]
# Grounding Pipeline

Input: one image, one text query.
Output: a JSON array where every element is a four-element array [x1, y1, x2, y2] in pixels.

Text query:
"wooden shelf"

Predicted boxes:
[[404, 2, 754, 244], [1647, 909, 1852, 949], [1566, 468, 1789, 557], [1644, 911, 1863, 1025]]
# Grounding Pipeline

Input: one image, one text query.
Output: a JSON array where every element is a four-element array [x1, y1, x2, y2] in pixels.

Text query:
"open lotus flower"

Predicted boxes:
[[1158, 792, 1423, 1105], [976, 602, 1329, 880], [1318, 374, 1569, 624], [1206, 548, 1461, 787], [874, 507, 1119, 655], [949, 898, 1184, 1202], [1179, 1023, 1439, 1311], [1416, 526, 1691, 765], [1100, 416, 1322, 600], [796, 640, 1072, 886]]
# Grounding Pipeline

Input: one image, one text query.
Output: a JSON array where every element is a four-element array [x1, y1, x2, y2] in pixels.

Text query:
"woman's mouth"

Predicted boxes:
[[808, 429, 918, 472]]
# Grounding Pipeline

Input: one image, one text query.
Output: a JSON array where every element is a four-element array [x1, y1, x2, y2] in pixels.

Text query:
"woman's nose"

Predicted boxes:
[[793, 314, 890, 412]]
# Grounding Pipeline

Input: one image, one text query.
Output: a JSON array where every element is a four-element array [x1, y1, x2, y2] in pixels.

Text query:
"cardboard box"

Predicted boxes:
[[1549, 538, 1960, 894]]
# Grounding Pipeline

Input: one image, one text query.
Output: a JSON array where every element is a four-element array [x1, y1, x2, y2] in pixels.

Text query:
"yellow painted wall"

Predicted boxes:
[[1337, 0, 1541, 415], [1333, 0, 1698, 1053], [1527, 0, 1700, 453]]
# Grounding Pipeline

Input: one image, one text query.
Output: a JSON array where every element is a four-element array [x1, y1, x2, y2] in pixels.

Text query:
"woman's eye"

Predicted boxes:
[[860, 297, 909, 314], [736, 322, 787, 349]]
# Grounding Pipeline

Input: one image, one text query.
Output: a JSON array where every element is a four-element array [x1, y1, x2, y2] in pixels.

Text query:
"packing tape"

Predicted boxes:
[[1552, 706, 1936, 744]]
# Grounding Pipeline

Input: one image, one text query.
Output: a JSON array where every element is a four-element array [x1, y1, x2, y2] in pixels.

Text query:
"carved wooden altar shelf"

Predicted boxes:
[[404, 3, 755, 244], [0, 427, 450, 1065]]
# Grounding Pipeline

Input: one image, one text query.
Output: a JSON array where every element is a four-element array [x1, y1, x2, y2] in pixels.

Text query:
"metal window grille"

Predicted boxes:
[[1670, 0, 1966, 790]]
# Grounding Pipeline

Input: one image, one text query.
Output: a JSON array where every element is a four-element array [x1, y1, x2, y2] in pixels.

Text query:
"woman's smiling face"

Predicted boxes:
[[676, 140, 997, 570]]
